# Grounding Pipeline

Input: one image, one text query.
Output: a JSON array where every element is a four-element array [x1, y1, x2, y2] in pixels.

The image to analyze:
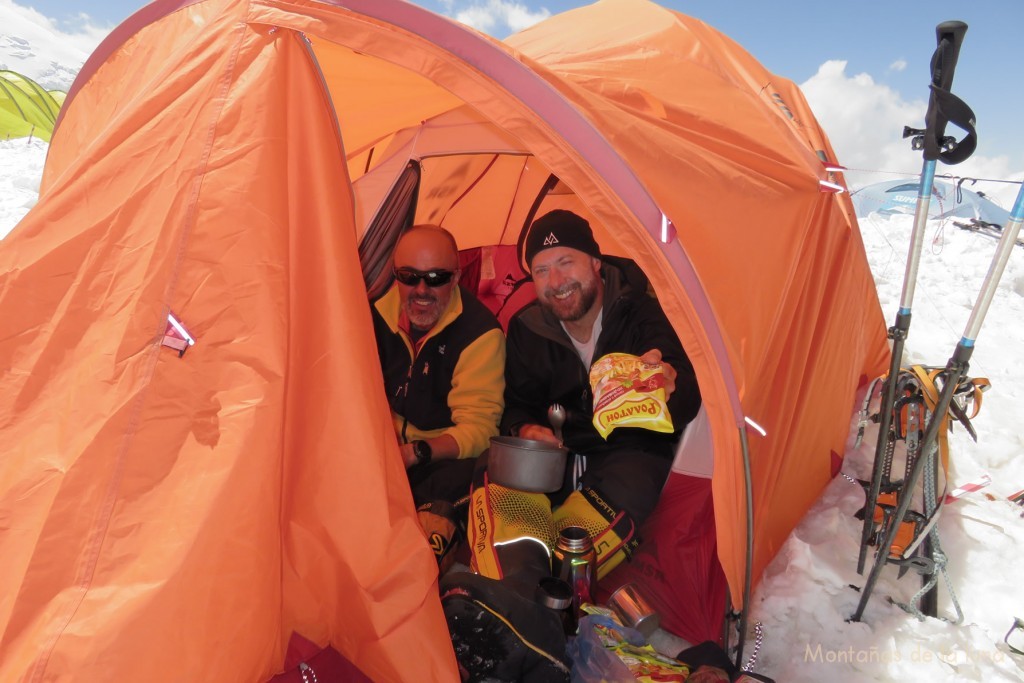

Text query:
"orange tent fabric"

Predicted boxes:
[[0, 0, 888, 680]]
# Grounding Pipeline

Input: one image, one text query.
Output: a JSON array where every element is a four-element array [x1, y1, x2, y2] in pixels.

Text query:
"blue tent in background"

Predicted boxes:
[[851, 178, 1011, 226]]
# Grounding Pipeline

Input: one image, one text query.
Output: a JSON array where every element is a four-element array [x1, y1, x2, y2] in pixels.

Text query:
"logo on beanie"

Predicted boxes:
[[525, 210, 600, 268]]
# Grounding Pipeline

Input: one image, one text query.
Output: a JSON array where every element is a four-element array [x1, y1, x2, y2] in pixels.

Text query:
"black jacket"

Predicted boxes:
[[373, 285, 505, 457], [501, 257, 700, 458]]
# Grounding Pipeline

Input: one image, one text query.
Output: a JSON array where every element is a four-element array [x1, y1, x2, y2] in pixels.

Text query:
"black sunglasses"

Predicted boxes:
[[393, 267, 457, 287]]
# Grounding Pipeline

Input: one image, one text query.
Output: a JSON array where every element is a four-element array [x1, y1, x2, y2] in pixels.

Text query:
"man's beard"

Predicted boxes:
[[404, 292, 443, 330], [540, 278, 598, 322]]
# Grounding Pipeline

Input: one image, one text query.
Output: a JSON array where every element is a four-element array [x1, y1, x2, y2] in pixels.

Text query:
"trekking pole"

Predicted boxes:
[[857, 20, 976, 575], [854, 182, 1022, 622]]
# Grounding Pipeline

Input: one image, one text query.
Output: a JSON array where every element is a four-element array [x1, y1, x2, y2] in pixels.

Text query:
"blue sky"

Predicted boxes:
[[18, 0, 1024, 198]]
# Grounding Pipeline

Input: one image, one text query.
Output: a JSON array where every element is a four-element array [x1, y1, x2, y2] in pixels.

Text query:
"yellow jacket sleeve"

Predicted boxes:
[[446, 327, 506, 458]]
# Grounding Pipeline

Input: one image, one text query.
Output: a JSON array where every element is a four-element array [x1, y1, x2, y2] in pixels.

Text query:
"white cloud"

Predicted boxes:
[[1, 0, 53, 26], [0, 1, 109, 52], [0, 0, 111, 90], [59, 12, 113, 55], [801, 60, 1019, 206], [888, 58, 907, 72], [451, 0, 550, 36]]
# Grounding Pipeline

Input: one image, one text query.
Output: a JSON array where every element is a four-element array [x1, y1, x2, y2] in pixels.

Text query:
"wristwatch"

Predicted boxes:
[[412, 439, 432, 466]]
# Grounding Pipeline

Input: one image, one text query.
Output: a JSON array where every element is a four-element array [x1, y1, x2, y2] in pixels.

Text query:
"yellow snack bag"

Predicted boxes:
[[590, 352, 674, 439]]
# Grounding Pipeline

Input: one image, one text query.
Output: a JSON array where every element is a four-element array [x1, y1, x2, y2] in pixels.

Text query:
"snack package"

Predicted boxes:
[[569, 613, 690, 683], [590, 353, 674, 439]]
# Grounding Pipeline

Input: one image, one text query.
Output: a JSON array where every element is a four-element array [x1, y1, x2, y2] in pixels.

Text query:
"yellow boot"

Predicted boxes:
[[552, 486, 639, 580]]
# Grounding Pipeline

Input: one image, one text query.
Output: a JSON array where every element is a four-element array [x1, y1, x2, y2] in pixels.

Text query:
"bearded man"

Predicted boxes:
[[440, 210, 701, 683]]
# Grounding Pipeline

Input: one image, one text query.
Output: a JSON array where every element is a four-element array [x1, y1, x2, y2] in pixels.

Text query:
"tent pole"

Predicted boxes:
[[733, 425, 755, 666], [721, 585, 733, 651]]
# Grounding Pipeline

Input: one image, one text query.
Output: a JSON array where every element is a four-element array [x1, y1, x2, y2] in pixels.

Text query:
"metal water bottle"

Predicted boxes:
[[551, 526, 597, 633]]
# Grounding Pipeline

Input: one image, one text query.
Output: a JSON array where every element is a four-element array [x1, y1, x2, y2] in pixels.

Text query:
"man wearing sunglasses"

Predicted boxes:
[[372, 224, 506, 571]]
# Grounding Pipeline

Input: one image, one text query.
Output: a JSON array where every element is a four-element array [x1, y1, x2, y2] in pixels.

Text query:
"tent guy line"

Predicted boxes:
[[845, 167, 1023, 187]]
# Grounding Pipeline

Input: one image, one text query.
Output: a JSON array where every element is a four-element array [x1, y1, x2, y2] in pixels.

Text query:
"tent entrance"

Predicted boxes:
[[303, 33, 630, 287]]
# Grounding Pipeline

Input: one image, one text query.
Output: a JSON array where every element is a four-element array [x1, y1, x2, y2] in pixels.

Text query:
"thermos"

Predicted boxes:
[[551, 526, 597, 634]]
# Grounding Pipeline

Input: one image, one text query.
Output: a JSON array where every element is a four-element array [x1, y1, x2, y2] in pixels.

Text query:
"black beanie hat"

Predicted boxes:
[[524, 210, 601, 269]]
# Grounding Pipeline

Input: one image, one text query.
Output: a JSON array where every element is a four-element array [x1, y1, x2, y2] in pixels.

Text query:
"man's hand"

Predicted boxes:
[[640, 348, 677, 397], [516, 423, 561, 446], [399, 434, 459, 469]]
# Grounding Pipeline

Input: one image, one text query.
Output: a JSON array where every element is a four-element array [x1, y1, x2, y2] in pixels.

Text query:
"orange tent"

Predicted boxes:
[[0, 0, 888, 680]]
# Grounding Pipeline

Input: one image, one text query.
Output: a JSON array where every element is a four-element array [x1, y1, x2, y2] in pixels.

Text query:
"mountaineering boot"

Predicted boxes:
[[468, 474, 556, 580], [552, 486, 639, 579], [416, 499, 463, 574], [440, 572, 570, 683]]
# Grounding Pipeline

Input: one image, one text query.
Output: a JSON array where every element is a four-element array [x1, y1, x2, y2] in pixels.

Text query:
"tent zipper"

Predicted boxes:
[[295, 31, 348, 164]]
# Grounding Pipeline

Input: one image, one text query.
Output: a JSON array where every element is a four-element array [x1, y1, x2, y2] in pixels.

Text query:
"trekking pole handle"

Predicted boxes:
[[924, 21, 975, 163], [930, 21, 968, 92]]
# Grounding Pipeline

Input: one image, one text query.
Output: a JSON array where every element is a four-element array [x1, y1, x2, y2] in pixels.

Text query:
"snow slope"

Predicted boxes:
[[0, 138, 45, 237], [749, 205, 1024, 682]]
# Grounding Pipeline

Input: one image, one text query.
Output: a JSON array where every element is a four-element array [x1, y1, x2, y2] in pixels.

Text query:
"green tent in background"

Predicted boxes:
[[0, 70, 63, 142]]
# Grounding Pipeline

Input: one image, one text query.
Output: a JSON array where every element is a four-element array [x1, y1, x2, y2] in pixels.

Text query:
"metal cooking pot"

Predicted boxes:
[[488, 436, 568, 493]]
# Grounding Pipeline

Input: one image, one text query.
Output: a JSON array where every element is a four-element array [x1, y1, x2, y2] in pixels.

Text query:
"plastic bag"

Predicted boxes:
[[569, 614, 690, 683], [590, 353, 674, 439]]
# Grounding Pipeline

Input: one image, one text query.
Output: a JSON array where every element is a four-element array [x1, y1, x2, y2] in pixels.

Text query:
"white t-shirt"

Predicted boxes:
[[562, 309, 603, 369]]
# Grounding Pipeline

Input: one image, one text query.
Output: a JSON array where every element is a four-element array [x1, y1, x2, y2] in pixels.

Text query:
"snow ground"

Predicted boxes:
[[749, 205, 1024, 682], [0, 138, 45, 237]]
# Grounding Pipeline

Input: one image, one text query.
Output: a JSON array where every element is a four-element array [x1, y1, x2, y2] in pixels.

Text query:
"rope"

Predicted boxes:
[[898, 444, 964, 624], [929, 192, 949, 254], [1005, 617, 1024, 656], [741, 621, 764, 672], [930, 218, 948, 254], [299, 662, 319, 683], [843, 168, 1024, 187]]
